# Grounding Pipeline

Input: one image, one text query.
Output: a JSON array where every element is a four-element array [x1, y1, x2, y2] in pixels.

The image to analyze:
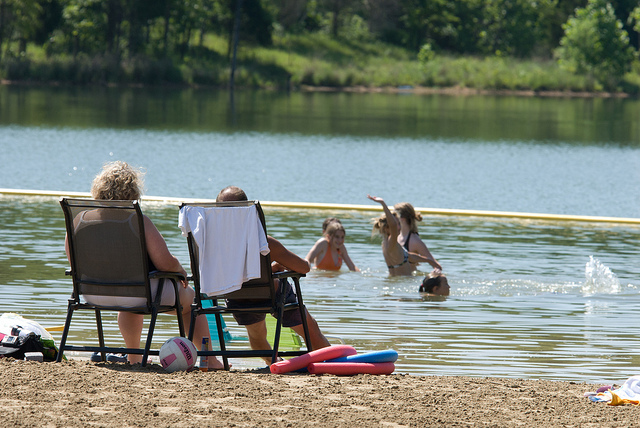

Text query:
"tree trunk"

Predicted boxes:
[[0, 0, 5, 61], [106, 0, 119, 53], [163, 2, 170, 57], [230, 0, 244, 89], [128, 1, 143, 56], [331, 0, 342, 37]]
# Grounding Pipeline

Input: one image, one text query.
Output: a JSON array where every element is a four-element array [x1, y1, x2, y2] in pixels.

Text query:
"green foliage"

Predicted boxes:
[[556, 0, 636, 88], [3, 54, 122, 83], [0, 0, 44, 58], [60, 0, 106, 55], [629, 5, 640, 33], [398, 0, 458, 51], [2, 0, 640, 93], [479, 0, 558, 57], [418, 43, 435, 64], [420, 55, 593, 92], [340, 14, 372, 42]]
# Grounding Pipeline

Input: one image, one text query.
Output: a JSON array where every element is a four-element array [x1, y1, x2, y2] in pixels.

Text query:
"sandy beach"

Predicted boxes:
[[1, 358, 637, 427]]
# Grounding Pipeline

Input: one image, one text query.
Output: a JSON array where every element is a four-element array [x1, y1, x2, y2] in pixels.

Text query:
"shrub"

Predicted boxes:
[[555, 0, 636, 89], [418, 43, 435, 64], [4, 58, 31, 80]]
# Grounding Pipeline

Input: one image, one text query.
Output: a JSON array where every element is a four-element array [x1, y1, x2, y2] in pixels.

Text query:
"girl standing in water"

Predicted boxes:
[[306, 218, 358, 271], [394, 202, 442, 274], [368, 195, 436, 276]]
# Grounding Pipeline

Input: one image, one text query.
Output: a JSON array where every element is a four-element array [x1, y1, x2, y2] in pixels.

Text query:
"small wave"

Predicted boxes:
[[582, 256, 620, 295]]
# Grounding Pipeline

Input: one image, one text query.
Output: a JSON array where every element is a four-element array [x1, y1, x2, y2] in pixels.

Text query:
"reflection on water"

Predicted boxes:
[[2, 86, 640, 144], [1, 196, 639, 383], [2, 86, 640, 218]]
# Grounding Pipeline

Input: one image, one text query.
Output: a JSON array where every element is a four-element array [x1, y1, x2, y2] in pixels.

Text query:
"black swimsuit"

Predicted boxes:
[[403, 233, 412, 251]]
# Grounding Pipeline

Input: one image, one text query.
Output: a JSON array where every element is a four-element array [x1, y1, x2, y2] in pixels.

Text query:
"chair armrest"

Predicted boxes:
[[148, 270, 186, 282], [272, 271, 306, 280]]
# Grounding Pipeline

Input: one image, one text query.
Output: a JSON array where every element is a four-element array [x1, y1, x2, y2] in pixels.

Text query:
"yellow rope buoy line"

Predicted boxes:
[[2, 188, 639, 225]]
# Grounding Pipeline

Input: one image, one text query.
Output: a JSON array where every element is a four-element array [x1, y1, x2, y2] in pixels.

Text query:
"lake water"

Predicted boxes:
[[1, 86, 639, 383]]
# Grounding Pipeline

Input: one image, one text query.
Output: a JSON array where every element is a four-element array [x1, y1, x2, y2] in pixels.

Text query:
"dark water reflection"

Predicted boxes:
[[2, 85, 640, 144]]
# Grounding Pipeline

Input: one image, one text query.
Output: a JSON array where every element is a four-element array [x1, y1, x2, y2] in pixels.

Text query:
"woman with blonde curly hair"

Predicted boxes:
[[393, 202, 442, 274], [66, 161, 223, 369]]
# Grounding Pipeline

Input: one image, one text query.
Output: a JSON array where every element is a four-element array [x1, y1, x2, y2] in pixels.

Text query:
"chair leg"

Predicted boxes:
[[292, 279, 313, 352], [170, 279, 185, 338], [56, 301, 75, 362], [188, 303, 198, 341], [95, 309, 107, 362], [214, 313, 230, 370], [142, 310, 159, 368], [271, 310, 283, 365]]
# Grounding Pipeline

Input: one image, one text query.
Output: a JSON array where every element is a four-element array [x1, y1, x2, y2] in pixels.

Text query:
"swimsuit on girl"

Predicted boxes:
[[387, 246, 409, 269], [403, 233, 412, 250], [316, 244, 342, 270]]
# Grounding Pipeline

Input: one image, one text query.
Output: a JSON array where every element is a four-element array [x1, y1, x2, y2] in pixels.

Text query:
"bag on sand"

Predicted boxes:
[[0, 313, 58, 361], [0, 331, 47, 360]]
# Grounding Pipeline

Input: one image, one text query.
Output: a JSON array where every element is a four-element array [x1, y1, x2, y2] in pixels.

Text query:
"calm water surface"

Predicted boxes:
[[1, 87, 639, 383], [2, 86, 640, 217]]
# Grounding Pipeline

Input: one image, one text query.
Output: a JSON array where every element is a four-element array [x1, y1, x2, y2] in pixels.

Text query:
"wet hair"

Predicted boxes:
[[372, 212, 395, 237], [216, 185, 248, 202], [325, 220, 345, 238], [419, 275, 447, 293], [393, 202, 422, 234], [322, 217, 341, 233], [91, 161, 143, 201]]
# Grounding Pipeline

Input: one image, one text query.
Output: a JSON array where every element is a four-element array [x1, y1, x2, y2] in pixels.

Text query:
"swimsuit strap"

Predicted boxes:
[[387, 246, 409, 269], [403, 233, 411, 251]]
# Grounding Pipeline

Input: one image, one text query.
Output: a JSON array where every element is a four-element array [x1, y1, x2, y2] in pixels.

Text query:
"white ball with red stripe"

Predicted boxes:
[[159, 337, 198, 372]]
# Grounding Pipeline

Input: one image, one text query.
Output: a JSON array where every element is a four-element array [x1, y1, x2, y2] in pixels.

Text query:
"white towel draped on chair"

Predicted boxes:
[[179, 205, 270, 295]]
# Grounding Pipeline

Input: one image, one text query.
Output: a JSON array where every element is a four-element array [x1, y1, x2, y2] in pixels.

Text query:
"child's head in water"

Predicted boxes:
[[419, 275, 450, 296], [322, 217, 341, 233]]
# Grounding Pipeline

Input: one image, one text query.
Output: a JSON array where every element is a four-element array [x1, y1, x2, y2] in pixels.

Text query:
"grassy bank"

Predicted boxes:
[[3, 32, 640, 95]]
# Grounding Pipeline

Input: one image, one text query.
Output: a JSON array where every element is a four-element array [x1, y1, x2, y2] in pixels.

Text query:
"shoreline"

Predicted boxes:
[[299, 84, 632, 98], [1, 79, 632, 99], [2, 358, 636, 427]]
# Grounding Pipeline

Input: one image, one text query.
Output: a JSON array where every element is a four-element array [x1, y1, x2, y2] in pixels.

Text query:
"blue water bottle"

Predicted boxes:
[[199, 337, 209, 372]]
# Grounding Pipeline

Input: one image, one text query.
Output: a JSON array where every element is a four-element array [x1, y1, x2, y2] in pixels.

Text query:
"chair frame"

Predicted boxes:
[[180, 200, 312, 370], [56, 198, 186, 366]]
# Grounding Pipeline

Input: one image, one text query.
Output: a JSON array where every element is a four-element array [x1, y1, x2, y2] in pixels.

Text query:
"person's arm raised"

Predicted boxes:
[[367, 195, 399, 240]]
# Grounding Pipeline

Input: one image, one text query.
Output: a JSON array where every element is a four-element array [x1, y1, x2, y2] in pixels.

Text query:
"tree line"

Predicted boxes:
[[1, 0, 639, 87]]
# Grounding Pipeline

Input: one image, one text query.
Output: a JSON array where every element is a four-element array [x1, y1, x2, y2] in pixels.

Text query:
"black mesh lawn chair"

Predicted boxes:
[[179, 200, 312, 370], [56, 198, 186, 366]]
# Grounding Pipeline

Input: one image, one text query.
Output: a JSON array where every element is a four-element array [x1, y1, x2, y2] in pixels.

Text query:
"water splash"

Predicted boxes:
[[582, 256, 620, 295]]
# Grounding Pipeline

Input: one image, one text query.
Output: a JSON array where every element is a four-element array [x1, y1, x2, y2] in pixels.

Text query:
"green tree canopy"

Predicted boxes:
[[556, 0, 635, 87]]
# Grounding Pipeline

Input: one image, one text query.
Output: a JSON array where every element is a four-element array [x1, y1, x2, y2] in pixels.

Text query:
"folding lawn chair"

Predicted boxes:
[[56, 198, 186, 366], [179, 200, 312, 370]]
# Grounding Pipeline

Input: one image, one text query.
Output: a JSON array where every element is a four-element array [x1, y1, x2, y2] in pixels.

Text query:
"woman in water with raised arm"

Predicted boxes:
[[367, 195, 436, 276], [394, 202, 442, 274]]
